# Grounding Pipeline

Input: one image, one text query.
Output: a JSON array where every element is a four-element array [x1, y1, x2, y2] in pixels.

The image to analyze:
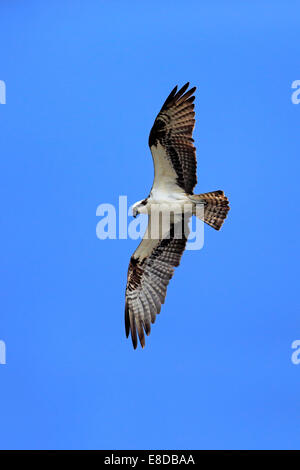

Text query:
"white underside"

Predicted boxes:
[[143, 141, 191, 211], [151, 142, 185, 194], [133, 142, 195, 260]]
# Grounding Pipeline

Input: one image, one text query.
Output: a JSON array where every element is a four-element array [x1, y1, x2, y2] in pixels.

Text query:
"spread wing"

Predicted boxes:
[[125, 215, 190, 349], [149, 83, 197, 195]]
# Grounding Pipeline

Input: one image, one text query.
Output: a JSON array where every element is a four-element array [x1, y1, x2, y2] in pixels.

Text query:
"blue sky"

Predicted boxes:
[[0, 0, 299, 450]]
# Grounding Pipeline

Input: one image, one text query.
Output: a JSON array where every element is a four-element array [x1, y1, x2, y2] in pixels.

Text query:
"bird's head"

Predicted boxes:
[[132, 199, 148, 218]]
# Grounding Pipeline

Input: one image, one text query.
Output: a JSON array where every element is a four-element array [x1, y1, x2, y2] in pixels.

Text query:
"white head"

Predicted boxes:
[[132, 199, 148, 217]]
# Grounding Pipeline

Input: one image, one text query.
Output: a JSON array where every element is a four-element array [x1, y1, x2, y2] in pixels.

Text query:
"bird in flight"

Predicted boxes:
[[125, 83, 230, 349]]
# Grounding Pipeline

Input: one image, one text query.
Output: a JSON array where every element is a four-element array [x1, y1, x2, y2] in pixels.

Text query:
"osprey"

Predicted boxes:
[[125, 83, 230, 349]]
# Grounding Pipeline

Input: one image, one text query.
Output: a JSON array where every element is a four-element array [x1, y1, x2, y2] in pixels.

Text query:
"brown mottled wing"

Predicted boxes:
[[149, 83, 197, 195], [125, 215, 189, 349]]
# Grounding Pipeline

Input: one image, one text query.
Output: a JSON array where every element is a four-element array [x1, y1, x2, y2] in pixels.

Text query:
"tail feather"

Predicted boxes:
[[190, 190, 230, 230]]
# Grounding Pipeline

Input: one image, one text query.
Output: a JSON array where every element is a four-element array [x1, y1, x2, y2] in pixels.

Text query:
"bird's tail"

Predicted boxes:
[[189, 190, 230, 230]]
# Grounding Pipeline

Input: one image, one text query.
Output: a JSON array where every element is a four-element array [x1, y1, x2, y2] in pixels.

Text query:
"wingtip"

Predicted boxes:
[[125, 302, 130, 337], [176, 82, 189, 96], [131, 334, 138, 349]]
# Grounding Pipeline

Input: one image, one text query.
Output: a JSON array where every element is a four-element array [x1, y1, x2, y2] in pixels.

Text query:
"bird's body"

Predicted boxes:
[[125, 83, 230, 349]]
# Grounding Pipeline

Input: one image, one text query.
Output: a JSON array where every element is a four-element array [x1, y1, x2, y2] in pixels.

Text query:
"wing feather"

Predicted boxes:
[[149, 83, 197, 194], [125, 215, 189, 349]]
